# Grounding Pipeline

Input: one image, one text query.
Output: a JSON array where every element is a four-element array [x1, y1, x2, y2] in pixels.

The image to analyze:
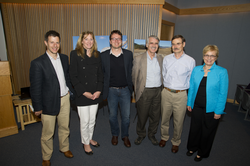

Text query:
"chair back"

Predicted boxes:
[[241, 90, 250, 111], [235, 85, 246, 103], [246, 83, 250, 90]]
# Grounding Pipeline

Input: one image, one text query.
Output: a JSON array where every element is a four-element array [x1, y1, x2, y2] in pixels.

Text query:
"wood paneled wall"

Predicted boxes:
[[0, 0, 165, 5], [1, 3, 161, 93]]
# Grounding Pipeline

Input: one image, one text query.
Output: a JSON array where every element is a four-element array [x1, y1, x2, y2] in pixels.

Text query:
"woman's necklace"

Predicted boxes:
[[203, 65, 211, 76]]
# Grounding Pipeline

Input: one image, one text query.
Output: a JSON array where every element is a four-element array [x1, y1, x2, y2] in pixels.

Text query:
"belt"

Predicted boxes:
[[110, 86, 127, 89], [164, 87, 186, 93], [60, 93, 68, 98], [145, 87, 161, 89]]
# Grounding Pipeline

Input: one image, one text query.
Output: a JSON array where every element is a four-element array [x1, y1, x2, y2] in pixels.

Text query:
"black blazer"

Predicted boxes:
[[69, 50, 103, 106], [101, 49, 133, 99], [29, 53, 74, 115]]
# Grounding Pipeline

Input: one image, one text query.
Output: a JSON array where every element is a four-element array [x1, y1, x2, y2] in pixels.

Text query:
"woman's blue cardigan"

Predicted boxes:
[[187, 63, 229, 115]]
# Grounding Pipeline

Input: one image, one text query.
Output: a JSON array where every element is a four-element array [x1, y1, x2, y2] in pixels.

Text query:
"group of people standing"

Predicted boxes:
[[29, 30, 228, 166]]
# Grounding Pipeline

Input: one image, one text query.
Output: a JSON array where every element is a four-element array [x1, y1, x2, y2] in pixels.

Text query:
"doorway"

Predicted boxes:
[[161, 20, 175, 41]]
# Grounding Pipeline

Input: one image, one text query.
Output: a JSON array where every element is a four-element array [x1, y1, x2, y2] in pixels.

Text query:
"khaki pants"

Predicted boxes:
[[161, 89, 187, 146], [41, 93, 70, 160]]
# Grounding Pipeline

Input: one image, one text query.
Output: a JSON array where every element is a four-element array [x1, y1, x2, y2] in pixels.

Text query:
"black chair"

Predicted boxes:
[[234, 84, 250, 112], [234, 84, 247, 105], [238, 90, 250, 121]]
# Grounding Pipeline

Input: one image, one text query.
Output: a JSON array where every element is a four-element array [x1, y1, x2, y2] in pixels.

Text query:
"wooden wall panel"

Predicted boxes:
[[1, 3, 161, 93], [0, 61, 10, 75], [0, 61, 18, 138], [0, 61, 12, 95], [179, 3, 250, 15], [0, 0, 165, 5], [163, 2, 250, 15], [0, 95, 17, 129], [0, 76, 12, 96]]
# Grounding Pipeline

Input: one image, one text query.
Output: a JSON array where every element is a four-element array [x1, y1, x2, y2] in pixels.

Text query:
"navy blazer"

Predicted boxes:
[[101, 49, 133, 99], [29, 53, 74, 115]]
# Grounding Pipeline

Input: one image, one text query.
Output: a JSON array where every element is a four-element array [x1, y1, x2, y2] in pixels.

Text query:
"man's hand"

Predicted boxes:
[[35, 110, 42, 116]]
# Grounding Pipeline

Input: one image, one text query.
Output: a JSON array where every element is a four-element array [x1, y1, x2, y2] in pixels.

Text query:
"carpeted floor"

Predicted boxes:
[[0, 102, 250, 166]]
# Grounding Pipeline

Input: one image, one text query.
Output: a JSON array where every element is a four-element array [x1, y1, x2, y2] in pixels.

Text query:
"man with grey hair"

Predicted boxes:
[[132, 35, 163, 145]]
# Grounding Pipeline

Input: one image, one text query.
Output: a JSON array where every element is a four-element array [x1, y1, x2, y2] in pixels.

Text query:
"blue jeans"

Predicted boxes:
[[107, 86, 131, 138]]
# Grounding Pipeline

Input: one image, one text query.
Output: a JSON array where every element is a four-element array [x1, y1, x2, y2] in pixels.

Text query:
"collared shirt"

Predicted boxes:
[[110, 48, 123, 57], [162, 52, 195, 90], [46, 52, 69, 96], [145, 52, 161, 88]]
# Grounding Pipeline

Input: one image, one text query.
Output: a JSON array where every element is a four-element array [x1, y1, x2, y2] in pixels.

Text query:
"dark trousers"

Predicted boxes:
[[187, 105, 219, 158], [136, 87, 161, 138]]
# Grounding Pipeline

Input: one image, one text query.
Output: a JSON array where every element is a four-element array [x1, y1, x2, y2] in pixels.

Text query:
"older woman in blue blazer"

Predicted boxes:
[[186, 45, 229, 162]]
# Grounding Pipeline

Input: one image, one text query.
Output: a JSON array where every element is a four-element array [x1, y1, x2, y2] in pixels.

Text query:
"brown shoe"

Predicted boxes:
[[171, 145, 179, 153], [159, 140, 166, 147], [122, 136, 131, 148], [62, 150, 74, 158], [111, 136, 118, 145], [42, 160, 50, 166]]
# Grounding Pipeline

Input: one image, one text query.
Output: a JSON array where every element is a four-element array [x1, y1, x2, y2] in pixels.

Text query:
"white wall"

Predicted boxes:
[[162, 9, 177, 23], [174, 12, 250, 99], [164, 0, 179, 6]]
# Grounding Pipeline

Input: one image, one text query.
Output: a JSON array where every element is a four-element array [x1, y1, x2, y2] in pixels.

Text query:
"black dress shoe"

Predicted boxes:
[[85, 151, 93, 155], [83, 145, 93, 155], [148, 136, 159, 146], [91, 142, 100, 148], [186, 151, 194, 156], [194, 155, 202, 162], [134, 137, 145, 145]]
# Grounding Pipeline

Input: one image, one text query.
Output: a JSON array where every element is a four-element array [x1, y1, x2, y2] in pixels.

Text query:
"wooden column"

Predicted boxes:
[[0, 61, 18, 138]]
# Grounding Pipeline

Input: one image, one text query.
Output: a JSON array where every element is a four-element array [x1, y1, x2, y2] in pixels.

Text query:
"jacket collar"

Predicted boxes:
[[201, 62, 217, 71]]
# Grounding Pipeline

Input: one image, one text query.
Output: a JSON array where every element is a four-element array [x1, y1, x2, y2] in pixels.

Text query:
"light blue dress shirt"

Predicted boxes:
[[145, 52, 161, 88], [162, 52, 196, 90]]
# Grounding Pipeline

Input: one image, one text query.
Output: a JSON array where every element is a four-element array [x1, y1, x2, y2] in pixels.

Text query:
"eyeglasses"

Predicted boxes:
[[204, 54, 216, 58], [111, 38, 122, 41]]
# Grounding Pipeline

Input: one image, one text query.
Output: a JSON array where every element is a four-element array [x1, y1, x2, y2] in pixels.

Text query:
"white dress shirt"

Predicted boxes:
[[47, 52, 69, 96]]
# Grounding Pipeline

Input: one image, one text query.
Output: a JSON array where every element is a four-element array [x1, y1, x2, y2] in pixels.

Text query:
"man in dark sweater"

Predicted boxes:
[[101, 30, 133, 148]]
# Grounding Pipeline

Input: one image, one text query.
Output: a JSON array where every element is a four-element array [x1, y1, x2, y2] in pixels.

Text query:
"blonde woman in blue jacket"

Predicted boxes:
[[186, 45, 228, 162]]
